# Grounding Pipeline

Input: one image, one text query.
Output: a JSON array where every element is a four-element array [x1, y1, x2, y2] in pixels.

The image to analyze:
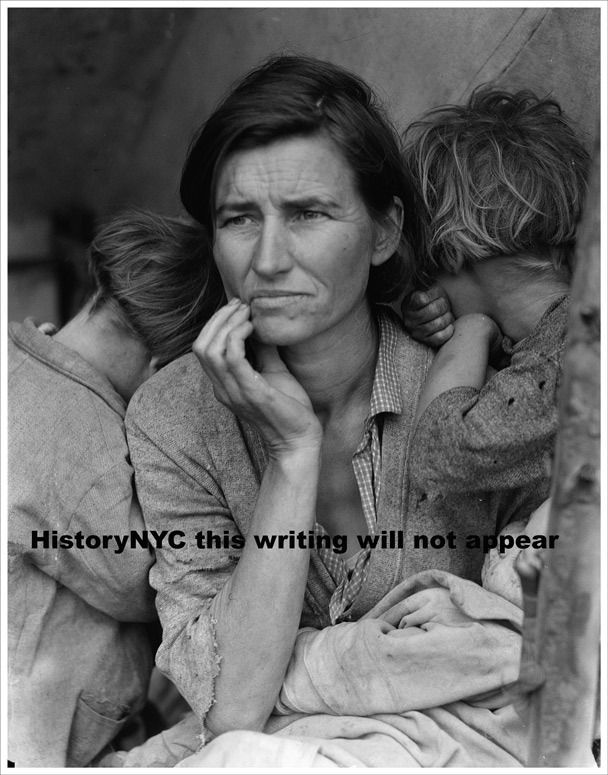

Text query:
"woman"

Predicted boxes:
[[125, 57, 541, 766], [8, 210, 221, 767]]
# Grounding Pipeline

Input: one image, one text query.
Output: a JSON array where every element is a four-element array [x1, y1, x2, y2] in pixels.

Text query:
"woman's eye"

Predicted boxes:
[[222, 215, 252, 228], [297, 210, 325, 221]]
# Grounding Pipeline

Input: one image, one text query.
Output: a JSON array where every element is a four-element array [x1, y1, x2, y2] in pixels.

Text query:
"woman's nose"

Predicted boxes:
[[251, 219, 293, 277]]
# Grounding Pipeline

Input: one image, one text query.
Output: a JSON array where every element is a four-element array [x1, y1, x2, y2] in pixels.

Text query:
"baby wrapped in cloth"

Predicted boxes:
[[112, 506, 565, 768]]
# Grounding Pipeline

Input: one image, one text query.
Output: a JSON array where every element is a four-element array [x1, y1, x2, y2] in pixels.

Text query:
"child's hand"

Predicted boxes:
[[401, 285, 454, 347]]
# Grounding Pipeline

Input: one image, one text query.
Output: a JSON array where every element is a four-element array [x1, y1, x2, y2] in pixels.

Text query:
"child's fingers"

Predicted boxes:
[[403, 295, 451, 324], [401, 284, 454, 349], [410, 311, 454, 337], [424, 325, 455, 347], [403, 289, 429, 312], [405, 319, 455, 348], [404, 284, 447, 310]]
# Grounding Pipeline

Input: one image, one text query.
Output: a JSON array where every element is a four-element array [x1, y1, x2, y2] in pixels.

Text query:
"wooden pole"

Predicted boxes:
[[526, 140, 601, 766]]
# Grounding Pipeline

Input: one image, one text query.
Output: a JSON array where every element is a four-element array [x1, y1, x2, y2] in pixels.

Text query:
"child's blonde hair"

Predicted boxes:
[[403, 86, 590, 285]]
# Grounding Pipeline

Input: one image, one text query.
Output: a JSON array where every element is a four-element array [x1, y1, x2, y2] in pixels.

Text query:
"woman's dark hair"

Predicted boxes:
[[89, 209, 224, 367], [403, 85, 590, 285], [180, 54, 418, 302]]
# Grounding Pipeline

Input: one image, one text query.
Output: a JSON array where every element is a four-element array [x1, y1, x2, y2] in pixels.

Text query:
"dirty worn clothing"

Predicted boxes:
[[126, 308, 545, 727], [321, 312, 402, 623], [8, 320, 156, 768], [108, 567, 534, 768], [410, 296, 568, 516], [201, 570, 530, 768]]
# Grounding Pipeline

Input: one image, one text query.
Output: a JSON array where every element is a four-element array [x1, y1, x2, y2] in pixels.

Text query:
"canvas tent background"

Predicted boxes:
[[7, 6, 600, 324], [6, 5, 603, 765]]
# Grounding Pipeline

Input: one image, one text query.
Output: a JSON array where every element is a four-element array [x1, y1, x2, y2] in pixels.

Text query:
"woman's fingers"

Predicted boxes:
[[192, 299, 320, 447], [194, 298, 244, 356], [194, 303, 250, 370], [382, 588, 457, 628], [195, 300, 278, 401], [380, 599, 414, 626], [399, 605, 435, 629], [192, 301, 254, 409], [193, 298, 322, 447], [223, 323, 273, 404], [225, 320, 256, 369]]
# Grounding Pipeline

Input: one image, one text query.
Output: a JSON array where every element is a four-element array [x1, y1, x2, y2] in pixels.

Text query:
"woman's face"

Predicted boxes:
[[212, 133, 396, 347]]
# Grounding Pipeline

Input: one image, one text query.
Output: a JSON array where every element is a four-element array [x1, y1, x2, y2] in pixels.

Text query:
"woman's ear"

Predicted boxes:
[[371, 196, 404, 267]]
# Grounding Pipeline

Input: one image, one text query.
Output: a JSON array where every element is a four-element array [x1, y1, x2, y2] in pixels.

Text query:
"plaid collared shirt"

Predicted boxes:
[[315, 310, 402, 624]]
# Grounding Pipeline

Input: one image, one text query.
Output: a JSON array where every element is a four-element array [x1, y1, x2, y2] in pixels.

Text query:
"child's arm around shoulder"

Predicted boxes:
[[409, 314, 562, 494], [413, 313, 501, 426]]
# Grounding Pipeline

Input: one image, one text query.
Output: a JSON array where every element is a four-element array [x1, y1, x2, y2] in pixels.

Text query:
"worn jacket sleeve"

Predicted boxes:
[[125, 389, 242, 724], [409, 337, 563, 494], [19, 457, 157, 623]]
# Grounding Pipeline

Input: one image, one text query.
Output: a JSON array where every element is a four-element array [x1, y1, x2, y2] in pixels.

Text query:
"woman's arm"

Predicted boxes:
[[127, 371, 320, 735], [127, 302, 321, 733], [206, 449, 319, 734], [187, 299, 323, 734]]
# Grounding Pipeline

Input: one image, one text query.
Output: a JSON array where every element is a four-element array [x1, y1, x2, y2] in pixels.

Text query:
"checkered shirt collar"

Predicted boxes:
[[369, 308, 402, 420]]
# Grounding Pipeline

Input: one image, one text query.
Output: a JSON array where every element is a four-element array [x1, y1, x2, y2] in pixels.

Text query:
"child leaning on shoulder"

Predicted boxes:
[[400, 86, 590, 536]]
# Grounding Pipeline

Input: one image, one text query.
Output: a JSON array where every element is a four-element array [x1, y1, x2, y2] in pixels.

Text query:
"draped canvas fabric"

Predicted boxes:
[[102, 5, 601, 214]]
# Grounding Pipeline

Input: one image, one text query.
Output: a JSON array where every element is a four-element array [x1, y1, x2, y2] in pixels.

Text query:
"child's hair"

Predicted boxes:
[[403, 85, 590, 285], [89, 210, 224, 367]]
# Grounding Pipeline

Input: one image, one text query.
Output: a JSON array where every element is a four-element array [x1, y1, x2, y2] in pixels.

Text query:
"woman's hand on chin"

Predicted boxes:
[[193, 298, 322, 455]]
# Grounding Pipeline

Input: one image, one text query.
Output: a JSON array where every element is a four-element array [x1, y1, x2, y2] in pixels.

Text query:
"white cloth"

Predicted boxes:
[[177, 570, 529, 767]]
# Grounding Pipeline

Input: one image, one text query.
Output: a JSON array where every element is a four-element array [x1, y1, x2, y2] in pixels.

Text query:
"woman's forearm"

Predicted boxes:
[[205, 444, 321, 735]]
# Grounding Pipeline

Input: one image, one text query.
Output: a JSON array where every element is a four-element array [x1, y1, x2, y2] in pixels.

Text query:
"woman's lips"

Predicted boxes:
[[249, 292, 306, 308]]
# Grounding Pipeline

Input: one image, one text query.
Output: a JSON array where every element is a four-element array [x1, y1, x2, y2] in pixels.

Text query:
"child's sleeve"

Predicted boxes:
[[409, 342, 562, 493]]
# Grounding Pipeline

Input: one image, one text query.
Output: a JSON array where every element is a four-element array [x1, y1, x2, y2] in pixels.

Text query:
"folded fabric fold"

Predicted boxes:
[[276, 569, 523, 717]]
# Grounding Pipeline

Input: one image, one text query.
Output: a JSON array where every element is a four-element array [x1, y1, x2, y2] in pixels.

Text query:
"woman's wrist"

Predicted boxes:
[[266, 435, 323, 472]]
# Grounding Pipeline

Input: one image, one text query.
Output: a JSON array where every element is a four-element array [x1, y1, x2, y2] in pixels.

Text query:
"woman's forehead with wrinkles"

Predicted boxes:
[[215, 135, 361, 214]]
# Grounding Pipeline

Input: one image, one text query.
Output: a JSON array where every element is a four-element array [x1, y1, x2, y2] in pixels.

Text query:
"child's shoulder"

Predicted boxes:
[[508, 295, 569, 359]]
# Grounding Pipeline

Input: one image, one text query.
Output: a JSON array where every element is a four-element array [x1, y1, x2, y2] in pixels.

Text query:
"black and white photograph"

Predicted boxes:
[[2, 1, 604, 770]]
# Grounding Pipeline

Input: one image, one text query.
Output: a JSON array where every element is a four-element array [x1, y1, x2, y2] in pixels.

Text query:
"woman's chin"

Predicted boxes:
[[251, 318, 310, 347]]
